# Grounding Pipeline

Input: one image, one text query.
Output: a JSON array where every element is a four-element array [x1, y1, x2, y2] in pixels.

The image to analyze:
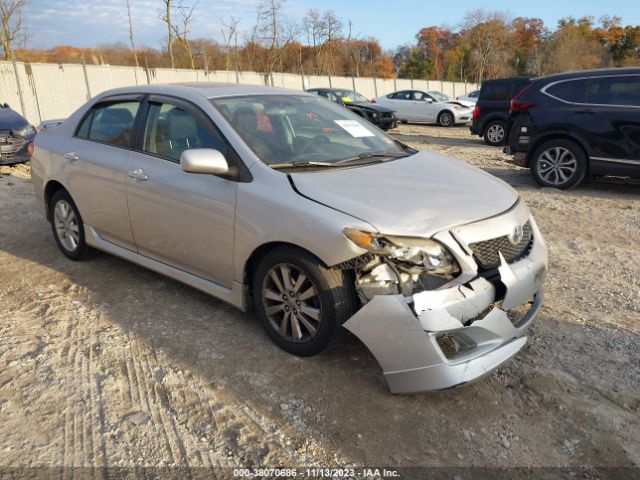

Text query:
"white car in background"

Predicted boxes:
[[456, 89, 480, 105], [375, 90, 474, 127]]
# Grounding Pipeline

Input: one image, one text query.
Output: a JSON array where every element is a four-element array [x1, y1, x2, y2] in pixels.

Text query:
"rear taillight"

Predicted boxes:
[[27, 141, 34, 157], [473, 105, 480, 119], [510, 84, 534, 113]]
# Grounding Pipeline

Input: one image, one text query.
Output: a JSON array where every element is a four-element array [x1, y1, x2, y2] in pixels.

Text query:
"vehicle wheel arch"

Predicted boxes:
[[437, 109, 455, 126], [44, 180, 68, 221], [526, 133, 590, 170], [480, 115, 506, 136], [243, 241, 337, 295]]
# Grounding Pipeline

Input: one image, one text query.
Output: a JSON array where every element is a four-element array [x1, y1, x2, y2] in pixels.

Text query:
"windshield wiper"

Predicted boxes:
[[335, 151, 411, 165], [269, 160, 339, 170]]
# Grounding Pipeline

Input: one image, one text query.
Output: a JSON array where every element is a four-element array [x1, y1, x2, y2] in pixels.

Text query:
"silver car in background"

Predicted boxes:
[[375, 89, 474, 127], [31, 84, 547, 393]]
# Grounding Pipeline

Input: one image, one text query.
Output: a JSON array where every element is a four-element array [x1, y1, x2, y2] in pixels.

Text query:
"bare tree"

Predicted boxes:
[[323, 10, 342, 76], [303, 8, 327, 74], [0, 0, 27, 60], [160, 0, 175, 68], [125, 0, 139, 67], [255, 0, 294, 72], [171, 1, 197, 69], [221, 15, 240, 72]]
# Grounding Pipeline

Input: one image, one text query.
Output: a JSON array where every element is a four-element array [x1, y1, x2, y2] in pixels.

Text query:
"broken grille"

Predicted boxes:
[[469, 221, 532, 269], [0, 135, 26, 159]]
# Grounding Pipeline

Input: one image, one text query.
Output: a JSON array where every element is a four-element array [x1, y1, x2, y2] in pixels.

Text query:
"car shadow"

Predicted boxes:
[[1, 173, 639, 467]]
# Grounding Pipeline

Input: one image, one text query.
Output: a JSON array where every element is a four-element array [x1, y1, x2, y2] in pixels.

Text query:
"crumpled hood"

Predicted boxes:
[[0, 107, 28, 131], [445, 100, 474, 109], [349, 102, 395, 113], [289, 150, 518, 237]]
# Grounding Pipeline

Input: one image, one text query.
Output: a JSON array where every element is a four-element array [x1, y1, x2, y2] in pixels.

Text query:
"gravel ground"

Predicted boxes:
[[0, 124, 638, 471]]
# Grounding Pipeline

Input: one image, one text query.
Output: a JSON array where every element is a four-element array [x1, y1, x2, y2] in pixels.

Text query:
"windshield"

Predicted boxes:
[[212, 94, 407, 167], [427, 90, 450, 102], [332, 89, 369, 103]]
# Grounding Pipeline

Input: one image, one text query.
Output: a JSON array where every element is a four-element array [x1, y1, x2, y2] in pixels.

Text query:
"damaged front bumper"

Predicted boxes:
[[343, 204, 547, 394]]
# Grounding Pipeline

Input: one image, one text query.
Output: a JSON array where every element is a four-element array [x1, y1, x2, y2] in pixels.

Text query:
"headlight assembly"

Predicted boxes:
[[15, 124, 35, 137], [343, 228, 460, 277]]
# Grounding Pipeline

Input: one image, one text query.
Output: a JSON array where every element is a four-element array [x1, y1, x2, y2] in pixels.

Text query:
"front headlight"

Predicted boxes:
[[15, 124, 35, 137], [343, 228, 460, 277]]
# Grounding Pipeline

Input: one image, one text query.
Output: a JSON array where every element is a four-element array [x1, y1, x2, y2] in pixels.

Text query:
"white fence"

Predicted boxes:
[[0, 61, 478, 125]]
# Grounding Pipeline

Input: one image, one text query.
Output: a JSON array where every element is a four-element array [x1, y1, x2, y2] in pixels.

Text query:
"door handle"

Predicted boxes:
[[576, 109, 596, 114], [127, 168, 148, 181], [63, 152, 79, 162]]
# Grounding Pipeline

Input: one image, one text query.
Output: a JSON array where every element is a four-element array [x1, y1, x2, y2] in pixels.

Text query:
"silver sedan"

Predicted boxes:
[[31, 84, 547, 393], [375, 89, 474, 126]]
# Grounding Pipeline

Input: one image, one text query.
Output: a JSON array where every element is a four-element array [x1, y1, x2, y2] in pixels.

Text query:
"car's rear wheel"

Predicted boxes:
[[483, 120, 506, 146], [531, 140, 587, 190], [50, 189, 96, 260], [438, 110, 454, 127], [252, 246, 357, 356]]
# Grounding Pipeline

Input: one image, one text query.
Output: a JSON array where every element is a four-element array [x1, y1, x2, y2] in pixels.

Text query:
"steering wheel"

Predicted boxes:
[[298, 133, 331, 155]]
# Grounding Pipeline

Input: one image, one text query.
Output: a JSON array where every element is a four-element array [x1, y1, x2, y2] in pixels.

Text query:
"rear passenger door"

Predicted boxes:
[[586, 75, 640, 163], [63, 96, 141, 250], [125, 95, 238, 287]]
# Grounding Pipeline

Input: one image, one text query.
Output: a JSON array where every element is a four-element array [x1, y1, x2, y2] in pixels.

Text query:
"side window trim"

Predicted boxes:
[[541, 74, 640, 108]]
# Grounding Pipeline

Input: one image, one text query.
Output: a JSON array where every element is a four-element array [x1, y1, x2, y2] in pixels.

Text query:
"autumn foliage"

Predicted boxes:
[[10, 9, 640, 82]]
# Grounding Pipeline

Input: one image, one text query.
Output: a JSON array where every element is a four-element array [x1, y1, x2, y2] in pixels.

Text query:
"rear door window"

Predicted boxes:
[[587, 76, 640, 106], [393, 91, 413, 101], [545, 79, 589, 103], [76, 101, 140, 147], [482, 82, 510, 101]]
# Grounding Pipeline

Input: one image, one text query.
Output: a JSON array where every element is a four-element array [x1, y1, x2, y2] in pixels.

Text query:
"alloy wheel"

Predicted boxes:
[[439, 112, 453, 126], [261, 263, 322, 343], [53, 200, 80, 252], [536, 147, 578, 186], [487, 124, 505, 143]]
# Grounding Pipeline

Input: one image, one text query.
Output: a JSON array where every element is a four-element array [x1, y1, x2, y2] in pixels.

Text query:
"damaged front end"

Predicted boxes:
[[342, 200, 547, 394]]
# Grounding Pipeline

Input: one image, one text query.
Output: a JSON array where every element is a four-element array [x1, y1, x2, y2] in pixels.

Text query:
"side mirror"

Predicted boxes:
[[180, 148, 229, 175], [425, 98, 434, 103]]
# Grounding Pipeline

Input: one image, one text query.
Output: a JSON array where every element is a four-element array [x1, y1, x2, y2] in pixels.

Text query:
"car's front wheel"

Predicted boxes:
[[530, 140, 587, 190], [483, 120, 506, 146], [50, 189, 96, 260], [252, 246, 357, 356], [438, 110, 454, 127]]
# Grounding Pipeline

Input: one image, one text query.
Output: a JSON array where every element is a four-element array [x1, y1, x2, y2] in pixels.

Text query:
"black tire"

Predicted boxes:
[[50, 189, 96, 260], [252, 246, 357, 357], [400, 120, 408, 124], [437, 110, 455, 127], [483, 120, 506, 146], [530, 139, 587, 190]]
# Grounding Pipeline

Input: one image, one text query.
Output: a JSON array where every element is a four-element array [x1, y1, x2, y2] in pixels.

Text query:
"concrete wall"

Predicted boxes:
[[0, 61, 478, 125]]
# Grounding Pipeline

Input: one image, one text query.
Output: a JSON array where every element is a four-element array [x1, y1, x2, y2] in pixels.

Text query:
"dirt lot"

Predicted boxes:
[[0, 124, 638, 472]]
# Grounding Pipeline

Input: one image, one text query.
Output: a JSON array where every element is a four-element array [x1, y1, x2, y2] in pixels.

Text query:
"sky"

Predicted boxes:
[[26, 0, 640, 51]]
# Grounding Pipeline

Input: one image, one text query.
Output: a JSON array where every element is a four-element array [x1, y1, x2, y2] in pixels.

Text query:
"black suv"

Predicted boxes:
[[505, 68, 640, 189], [305, 88, 397, 130], [471, 77, 531, 146], [0, 103, 36, 164]]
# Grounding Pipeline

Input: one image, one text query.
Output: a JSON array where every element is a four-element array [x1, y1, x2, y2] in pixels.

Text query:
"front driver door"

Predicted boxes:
[[125, 96, 238, 287]]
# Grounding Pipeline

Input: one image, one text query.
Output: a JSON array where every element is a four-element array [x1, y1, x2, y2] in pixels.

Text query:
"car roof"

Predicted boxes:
[[483, 77, 531, 85], [96, 82, 304, 100], [534, 67, 640, 82]]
